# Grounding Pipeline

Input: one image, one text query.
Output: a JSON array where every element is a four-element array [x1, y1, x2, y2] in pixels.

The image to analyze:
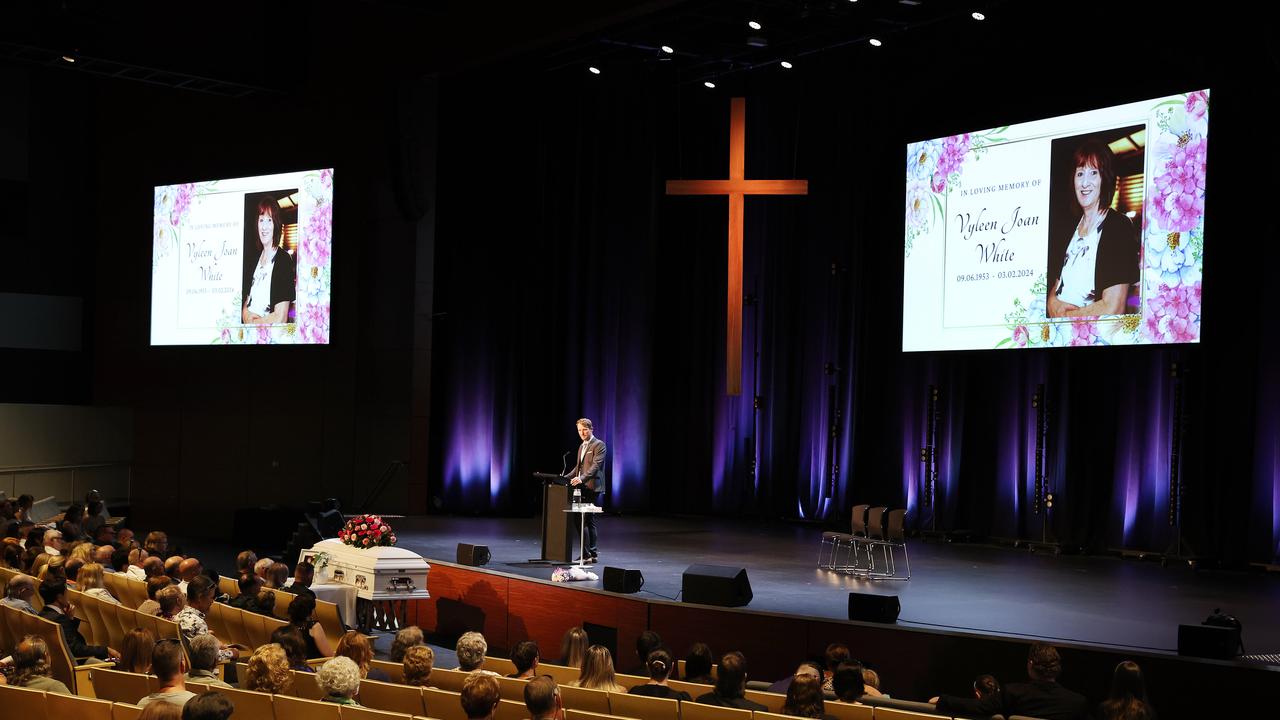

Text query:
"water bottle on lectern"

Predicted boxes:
[[572, 486, 582, 505]]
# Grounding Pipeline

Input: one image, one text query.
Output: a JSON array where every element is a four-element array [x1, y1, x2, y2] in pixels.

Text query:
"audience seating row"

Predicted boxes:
[[69, 588, 183, 650], [0, 602, 112, 694], [101, 572, 148, 609], [216, 576, 349, 648]]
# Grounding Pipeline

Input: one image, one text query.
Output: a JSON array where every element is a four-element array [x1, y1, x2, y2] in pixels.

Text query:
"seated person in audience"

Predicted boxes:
[[456, 630, 500, 675], [509, 639, 540, 679], [235, 550, 258, 578], [227, 573, 274, 617], [109, 548, 131, 574], [120, 627, 157, 674], [559, 626, 589, 668], [629, 647, 691, 700], [253, 557, 274, 581], [318, 655, 364, 706], [271, 626, 317, 672], [696, 652, 766, 710], [570, 644, 625, 692], [767, 660, 823, 695], [14, 494, 34, 523], [462, 672, 502, 720], [182, 692, 235, 720], [165, 556, 184, 585], [37, 579, 120, 661], [244, 642, 294, 694], [1, 542, 21, 570], [336, 629, 390, 681], [934, 643, 1089, 720], [830, 661, 865, 703], [61, 502, 88, 541], [42, 529, 64, 557], [783, 673, 833, 720], [116, 527, 137, 550], [821, 643, 850, 692], [391, 625, 426, 662], [144, 531, 170, 559], [288, 560, 317, 599], [125, 548, 149, 579], [138, 702, 183, 720], [1098, 661, 1155, 720], [186, 634, 233, 689], [93, 542, 114, 566], [156, 585, 187, 620], [83, 501, 107, 541], [524, 675, 566, 720], [974, 673, 1000, 701], [139, 638, 197, 709], [263, 561, 290, 589], [175, 576, 241, 661], [178, 558, 203, 588], [403, 644, 436, 687], [2, 574, 37, 614], [683, 642, 715, 684], [861, 667, 885, 698], [78, 562, 121, 604], [288, 594, 335, 658], [139, 575, 174, 616], [632, 630, 663, 675], [10, 636, 72, 694]]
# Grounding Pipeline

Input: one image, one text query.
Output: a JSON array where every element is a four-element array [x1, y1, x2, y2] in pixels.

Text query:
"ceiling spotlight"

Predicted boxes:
[[661, 45, 674, 54], [869, 38, 883, 47], [704, 80, 717, 89], [748, 20, 762, 30], [61, 50, 79, 64], [972, 11, 986, 20], [588, 66, 601, 75], [780, 60, 793, 69]]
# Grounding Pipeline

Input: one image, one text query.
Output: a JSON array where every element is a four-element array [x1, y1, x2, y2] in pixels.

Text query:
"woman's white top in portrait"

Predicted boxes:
[[1057, 211, 1106, 307], [247, 255, 275, 316]]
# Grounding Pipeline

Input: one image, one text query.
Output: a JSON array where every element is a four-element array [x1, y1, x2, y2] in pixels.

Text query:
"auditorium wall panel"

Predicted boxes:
[[508, 577, 648, 665]]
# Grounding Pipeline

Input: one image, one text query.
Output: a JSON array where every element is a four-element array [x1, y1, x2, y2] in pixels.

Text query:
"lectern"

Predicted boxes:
[[533, 472, 573, 562]]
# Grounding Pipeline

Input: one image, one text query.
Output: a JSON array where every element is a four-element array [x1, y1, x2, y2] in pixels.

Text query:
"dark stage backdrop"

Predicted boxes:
[[430, 7, 1279, 563]]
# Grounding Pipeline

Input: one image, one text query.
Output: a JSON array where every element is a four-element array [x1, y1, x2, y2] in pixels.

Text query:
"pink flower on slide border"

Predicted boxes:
[[298, 302, 330, 344], [1185, 91, 1209, 122]]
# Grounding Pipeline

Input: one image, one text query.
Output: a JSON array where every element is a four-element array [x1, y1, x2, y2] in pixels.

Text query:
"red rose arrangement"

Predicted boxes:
[[338, 514, 397, 549]]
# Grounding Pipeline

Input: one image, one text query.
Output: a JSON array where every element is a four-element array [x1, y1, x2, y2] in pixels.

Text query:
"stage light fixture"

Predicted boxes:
[[780, 60, 794, 69], [61, 52, 78, 64], [869, 38, 883, 47], [661, 45, 674, 54], [972, 11, 986, 21], [588, 66, 601, 75], [704, 80, 717, 89], [748, 20, 762, 30]]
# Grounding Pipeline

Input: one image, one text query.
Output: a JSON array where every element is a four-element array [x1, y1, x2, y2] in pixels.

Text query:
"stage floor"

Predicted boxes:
[[387, 514, 1280, 655]]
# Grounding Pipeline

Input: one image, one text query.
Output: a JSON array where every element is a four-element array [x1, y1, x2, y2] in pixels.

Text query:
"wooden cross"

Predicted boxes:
[[666, 97, 808, 396]]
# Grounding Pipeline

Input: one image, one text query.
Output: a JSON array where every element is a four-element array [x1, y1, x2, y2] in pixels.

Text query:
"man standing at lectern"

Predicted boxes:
[[567, 418, 605, 563]]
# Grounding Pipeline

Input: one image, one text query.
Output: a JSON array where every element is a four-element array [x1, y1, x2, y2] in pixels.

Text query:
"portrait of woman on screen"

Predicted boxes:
[[242, 193, 297, 325]]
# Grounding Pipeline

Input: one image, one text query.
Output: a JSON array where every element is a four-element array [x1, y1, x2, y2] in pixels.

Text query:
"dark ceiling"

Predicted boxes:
[[0, 0, 1013, 97]]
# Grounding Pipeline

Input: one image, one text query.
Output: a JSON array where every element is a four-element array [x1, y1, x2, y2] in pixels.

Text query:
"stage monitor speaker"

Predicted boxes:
[[1177, 624, 1240, 659], [848, 592, 900, 623], [603, 567, 644, 594], [456, 543, 491, 566], [682, 565, 752, 607]]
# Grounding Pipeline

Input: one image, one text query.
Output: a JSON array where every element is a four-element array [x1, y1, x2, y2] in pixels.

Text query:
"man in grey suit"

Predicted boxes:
[[567, 418, 606, 563]]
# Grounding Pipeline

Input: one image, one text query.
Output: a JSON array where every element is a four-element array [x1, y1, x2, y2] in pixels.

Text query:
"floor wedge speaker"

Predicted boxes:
[[456, 543, 491, 566], [682, 564, 752, 607], [603, 567, 644, 593], [848, 592, 900, 623]]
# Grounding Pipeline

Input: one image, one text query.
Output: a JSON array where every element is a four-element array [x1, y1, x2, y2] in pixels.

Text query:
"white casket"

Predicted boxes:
[[300, 538, 430, 602]]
